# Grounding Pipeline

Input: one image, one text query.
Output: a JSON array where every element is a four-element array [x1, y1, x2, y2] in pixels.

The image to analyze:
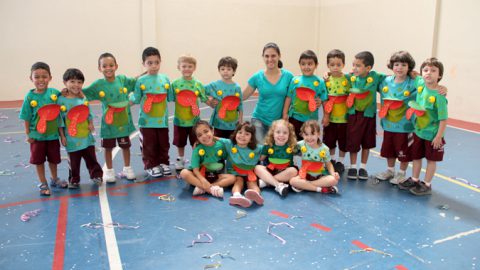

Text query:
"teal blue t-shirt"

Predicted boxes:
[[347, 71, 386, 118], [57, 96, 96, 152], [412, 83, 448, 141], [189, 138, 229, 171], [224, 140, 263, 176], [287, 75, 328, 122], [130, 74, 173, 128], [205, 80, 243, 131], [19, 88, 63, 141], [378, 76, 420, 133], [297, 140, 331, 177], [248, 69, 294, 126]]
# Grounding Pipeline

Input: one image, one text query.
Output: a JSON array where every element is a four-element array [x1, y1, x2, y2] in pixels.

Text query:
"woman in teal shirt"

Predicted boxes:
[[242, 43, 294, 143]]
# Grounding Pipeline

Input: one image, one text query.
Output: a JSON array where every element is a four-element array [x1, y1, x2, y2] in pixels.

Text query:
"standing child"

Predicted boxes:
[[255, 119, 298, 197], [83, 53, 137, 182], [399, 58, 448, 195], [376, 51, 418, 184], [283, 50, 327, 140], [19, 62, 67, 196], [290, 120, 339, 193], [172, 55, 208, 170], [57, 68, 103, 188], [179, 120, 236, 198], [322, 49, 351, 174], [205, 56, 243, 139], [345, 51, 386, 180], [227, 122, 264, 208], [130, 47, 172, 178]]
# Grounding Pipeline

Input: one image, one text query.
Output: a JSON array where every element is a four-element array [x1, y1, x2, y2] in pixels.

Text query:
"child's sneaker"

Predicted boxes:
[[160, 164, 172, 175], [376, 170, 395, 181], [398, 177, 418, 190], [192, 186, 206, 196], [409, 181, 432, 196], [92, 177, 103, 186], [104, 168, 116, 183], [244, 189, 264, 205], [68, 182, 79, 189], [175, 157, 185, 170], [229, 194, 252, 208], [321, 186, 338, 194], [275, 183, 289, 197], [334, 161, 345, 174], [291, 186, 303, 193], [390, 171, 406, 185], [258, 179, 268, 189], [358, 168, 369, 180], [209, 185, 224, 198], [122, 166, 136, 181], [50, 177, 68, 188], [347, 168, 358, 180], [146, 166, 163, 178]]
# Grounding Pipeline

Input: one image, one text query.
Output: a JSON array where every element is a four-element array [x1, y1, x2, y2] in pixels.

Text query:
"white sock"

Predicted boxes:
[[360, 163, 367, 169], [350, 164, 357, 169], [399, 170, 406, 175], [338, 156, 345, 163], [412, 177, 419, 182], [316, 187, 322, 192], [331, 154, 337, 161], [178, 156, 184, 160], [233, 192, 241, 197], [387, 167, 395, 172]]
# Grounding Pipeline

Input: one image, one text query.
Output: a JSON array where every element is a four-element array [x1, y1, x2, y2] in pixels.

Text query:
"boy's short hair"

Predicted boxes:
[[142, 47, 161, 62], [298, 50, 318, 65], [420, 58, 444, 82], [178, 55, 197, 66], [327, 49, 345, 65], [218, 56, 238, 72], [98, 52, 117, 67], [63, 68, 85, 82], [31, 62, 51, 76], [387, 51, 415, 73], [355, 51, 374, 68]]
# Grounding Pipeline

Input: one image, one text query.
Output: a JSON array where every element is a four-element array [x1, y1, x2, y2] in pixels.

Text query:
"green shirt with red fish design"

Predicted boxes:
[[19, 88, 63, 141], [83, 75, 136, 139], [325, 75, 351, 123], [171, 77, 207, 127], [205, 80, 243, 131], [189, 138, 229, 172], [261, 143, 296, 166], [297, 140, 331, 177], [287, 75, 328, 122], [130, 74, 173, 128], [57, 96, 96, 152], [223, 140, 263, 176], [347, 71, 386, 118]]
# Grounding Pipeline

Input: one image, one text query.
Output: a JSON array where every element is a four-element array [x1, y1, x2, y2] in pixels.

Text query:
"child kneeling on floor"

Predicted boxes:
[[180, 120, 236, 198], [290, 120, 340, 194]]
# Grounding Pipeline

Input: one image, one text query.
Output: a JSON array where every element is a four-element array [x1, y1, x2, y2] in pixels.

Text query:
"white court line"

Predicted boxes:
[[99, 98, 258, 269], [433, 227, 480, 245]]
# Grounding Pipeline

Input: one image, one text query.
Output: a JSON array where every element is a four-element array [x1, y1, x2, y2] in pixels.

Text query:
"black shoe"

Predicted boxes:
[[398, 177, 418, 190], [358, 168, 369, 180], [334, 161, 345, 174], [410, 181, 432, 196], [347, 168, 358, 180]]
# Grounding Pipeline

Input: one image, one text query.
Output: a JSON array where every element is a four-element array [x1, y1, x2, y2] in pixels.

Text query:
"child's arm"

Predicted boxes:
[[322, 108, 330, 127], [24, 121, 34, 143], [282, 97, 291, 120], [242, 85, 255, 100], [432, 120, 447, 149], [238, 110, 243, 124], [58, 127, 67, 147], [326, 161, 340, 181], [192, 168, 212, 191]]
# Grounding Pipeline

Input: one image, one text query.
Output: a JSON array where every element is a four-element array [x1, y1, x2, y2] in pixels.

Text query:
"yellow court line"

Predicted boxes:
[[370, 150, 480, 193]]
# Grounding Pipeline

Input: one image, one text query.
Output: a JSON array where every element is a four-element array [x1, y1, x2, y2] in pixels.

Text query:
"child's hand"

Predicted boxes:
[[26, 136, 34, 144], [432, 136, 443, 149], [207, 96, 218, 108], [282, 113, 288, 120], [322, 71, 330, 81], [88, 122, 95, 132], [315, 97, 322, 108], [438, 85, 448, 96], [333, 172, 340, 181], [409, 70, 420, 78], [60, 136, 67, 147], [322, 116, 330, 127]]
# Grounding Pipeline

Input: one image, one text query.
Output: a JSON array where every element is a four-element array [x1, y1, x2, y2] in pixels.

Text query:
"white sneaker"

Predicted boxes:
[[146, 166, 163, 178], [192, 186, 206, 196], [258, 179, 268, 189], [209, 185, 224, 198], [175, 157, 185, 170], [376, 169, 395, 181], [160, 164, 171, 175], [275, 183, 289, 197], [104, 168, 116, 183], [123, 166, 136, 181], [229, 194, 252, 208], [291, 186, 303, 193], [390, 171, 406, 185]]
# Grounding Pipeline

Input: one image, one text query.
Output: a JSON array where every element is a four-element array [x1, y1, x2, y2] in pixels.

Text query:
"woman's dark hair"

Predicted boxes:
[[31, 62, 51, 76], [262, 42, 283, 68], [98, 52, 117, 67], [387, 51, 415, 74], [230, 121, 257, 150]]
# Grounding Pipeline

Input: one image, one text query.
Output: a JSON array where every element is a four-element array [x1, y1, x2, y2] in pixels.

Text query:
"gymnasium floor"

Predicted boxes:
[[0, 99, 479, 270]]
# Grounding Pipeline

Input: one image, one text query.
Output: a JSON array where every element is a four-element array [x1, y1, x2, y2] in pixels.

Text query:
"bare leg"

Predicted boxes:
[[350, 152, 357, 165], [274, 167, 298, 183], [246, 181, 260, 193], [231, 176, 244, 194], [399, 161, 409, 171], [212, 174, 236, 188], [412, 159, 422, 179], [387, 158, 395, 168], [48, 162, 58, 179], [178, 147, 185, 157], [424, 160, 437, 184], [104, 148, 113, 169], [122, 148, 131, 167], [290, 175, 337, 191], [361, 148, 369, 164], [180, 169, 211, 191], [255, 165, 279, 186], [36, 164, 47, 184]]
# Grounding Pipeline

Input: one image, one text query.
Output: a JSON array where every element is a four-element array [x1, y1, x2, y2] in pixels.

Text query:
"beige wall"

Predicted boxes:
[[0, 0, 478, 123]]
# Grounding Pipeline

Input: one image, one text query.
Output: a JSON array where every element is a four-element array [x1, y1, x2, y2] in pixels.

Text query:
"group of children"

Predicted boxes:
[[20, 46, 448, 201]]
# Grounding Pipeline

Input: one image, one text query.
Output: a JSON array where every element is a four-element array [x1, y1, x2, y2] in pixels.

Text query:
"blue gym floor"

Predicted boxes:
[[0, 99, 479, 270]]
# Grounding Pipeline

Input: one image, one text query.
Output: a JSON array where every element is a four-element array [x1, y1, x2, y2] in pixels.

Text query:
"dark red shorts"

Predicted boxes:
[[214, 128, 234, 139], [101, 136, 131, 149], [30, 139, 61, 165], [323, 122, 347, 152], [410, 133, 445, 161], [205, 171, 220, 183], [305, 173, 321, 181], [288, 117, 304, 140], [380, 131, 412, 162], [346, 111, 376, 153], [173, 125, 196, 147]]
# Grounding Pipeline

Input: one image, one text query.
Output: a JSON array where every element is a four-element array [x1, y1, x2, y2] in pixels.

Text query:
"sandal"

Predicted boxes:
[[38, 183, 51, 196], [50, 177, 68, 189]]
